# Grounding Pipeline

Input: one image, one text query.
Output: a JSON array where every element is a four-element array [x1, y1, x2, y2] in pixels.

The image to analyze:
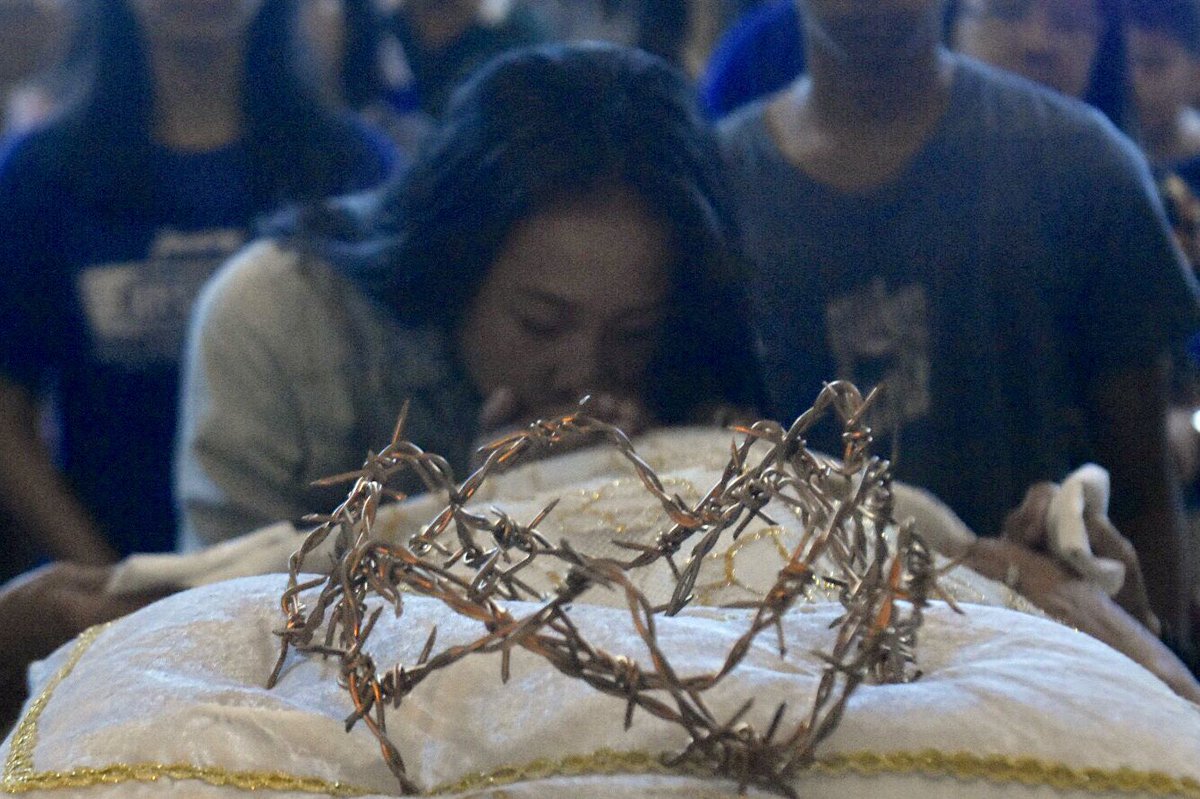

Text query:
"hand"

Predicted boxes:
[[0, 563, 172, 729], [999, 482, 1158, 635], [471, 388, 655, 468], [965, 537, 1200, 703], [1167, 405, 1200, 486]]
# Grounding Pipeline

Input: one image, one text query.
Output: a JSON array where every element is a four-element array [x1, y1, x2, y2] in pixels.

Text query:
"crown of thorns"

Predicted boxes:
[[270, 381, 949, 798]]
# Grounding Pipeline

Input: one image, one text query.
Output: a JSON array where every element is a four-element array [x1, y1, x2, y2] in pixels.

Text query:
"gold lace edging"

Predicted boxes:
[[2, 624, 371, 797], [5, 627, 1198, 797], [427, 748, 1200, 797]]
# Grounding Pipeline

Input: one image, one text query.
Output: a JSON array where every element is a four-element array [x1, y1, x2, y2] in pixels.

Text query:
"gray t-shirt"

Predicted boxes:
[[175, 240, 479, 550], [718, 55, 1200, 536]]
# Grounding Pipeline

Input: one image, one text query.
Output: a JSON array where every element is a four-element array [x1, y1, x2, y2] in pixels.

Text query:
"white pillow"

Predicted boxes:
[[3, 574, 1198, 798]]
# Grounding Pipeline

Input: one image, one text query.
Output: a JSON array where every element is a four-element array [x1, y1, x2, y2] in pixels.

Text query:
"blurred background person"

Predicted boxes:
[[717, 0, 1200, 669], [1128, 0, 1200, 186], [382, 0, 549, 119], [0, 0, 398, 576], [951, 0, 1133, 129], [699, 0, 1130, 125], [299, 0, 434, 157]]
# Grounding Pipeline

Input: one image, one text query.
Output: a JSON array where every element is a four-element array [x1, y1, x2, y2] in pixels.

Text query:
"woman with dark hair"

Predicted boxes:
[[175, 42, 764, 550], [0, 0, 398, 568]]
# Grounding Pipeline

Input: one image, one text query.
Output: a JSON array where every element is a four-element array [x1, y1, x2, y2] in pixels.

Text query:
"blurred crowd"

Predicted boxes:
[[2, 0, 1200, 727]]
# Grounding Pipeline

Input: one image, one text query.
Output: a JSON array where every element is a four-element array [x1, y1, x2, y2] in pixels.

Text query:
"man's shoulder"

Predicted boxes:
[[950, 56, 1132, 156], [715, 96, 777, 159]]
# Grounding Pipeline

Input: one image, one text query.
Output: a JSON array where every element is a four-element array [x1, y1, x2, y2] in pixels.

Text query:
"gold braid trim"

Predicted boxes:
[[3, 764, 373, 796], [2, 626, 374, 797], [4, 628, 1198, 797], [4, 625, 109, 783], [429, 748, 1200, 797]]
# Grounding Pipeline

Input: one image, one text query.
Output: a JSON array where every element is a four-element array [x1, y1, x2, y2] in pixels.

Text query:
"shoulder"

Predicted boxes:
[[194, 240, 332, 338], [716, 99, 773, 149], [715, 97, 785, 181], [951, 56, 1144, 172]]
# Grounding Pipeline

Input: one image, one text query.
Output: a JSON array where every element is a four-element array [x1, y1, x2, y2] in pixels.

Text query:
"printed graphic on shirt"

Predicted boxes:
[[825, 279, 930, 434], [77, 228, 245, 367]]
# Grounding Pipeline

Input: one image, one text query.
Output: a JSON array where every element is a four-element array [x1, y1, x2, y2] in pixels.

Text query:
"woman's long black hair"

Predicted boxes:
[[287, 42, 765, 424], [56, 0, 380, 210]]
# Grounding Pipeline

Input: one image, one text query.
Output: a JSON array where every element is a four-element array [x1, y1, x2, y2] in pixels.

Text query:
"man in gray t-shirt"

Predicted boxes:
[[719, 0, 1200, 660]]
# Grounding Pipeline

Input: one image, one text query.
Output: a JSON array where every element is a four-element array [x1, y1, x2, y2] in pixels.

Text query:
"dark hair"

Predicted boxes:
[[1128, 0, 1200, 54], [290, 42, 764, 422], [58, 0, 379, 209], [945, 0, 1135, 132]]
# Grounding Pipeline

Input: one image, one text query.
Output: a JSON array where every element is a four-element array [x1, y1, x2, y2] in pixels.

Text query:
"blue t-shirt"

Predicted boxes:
[[0, 121, 395, 556], [718, 56, 1200, 537], [699, 0, 804, 120]]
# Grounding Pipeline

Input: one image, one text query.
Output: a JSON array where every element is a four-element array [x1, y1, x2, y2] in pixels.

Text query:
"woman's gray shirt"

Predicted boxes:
[[175, 240, 478, 551]]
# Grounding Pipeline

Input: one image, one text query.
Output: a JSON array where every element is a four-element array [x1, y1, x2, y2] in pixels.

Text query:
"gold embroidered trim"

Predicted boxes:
[[3, 763, 372, 796], [2, 626, 373, 797], [4, 626, 1197, 797], [428, 748, 1200, 797], [4, 624, 108, 782]]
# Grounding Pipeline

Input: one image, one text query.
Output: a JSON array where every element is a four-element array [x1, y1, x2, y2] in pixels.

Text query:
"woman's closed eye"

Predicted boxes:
[[515, 313, 568, 339]]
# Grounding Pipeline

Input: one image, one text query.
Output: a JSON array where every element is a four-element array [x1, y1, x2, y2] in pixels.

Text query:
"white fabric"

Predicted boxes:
[[1046, 463, 1126, 596], [116, 427, 1021, 607], [3, 576, 1198, 798], [13, 429, 1200, 796]]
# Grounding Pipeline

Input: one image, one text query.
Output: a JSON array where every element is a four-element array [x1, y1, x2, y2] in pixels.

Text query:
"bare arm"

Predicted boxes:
[[967, 536, 1200, 703], [0, 563, 165, 731], [0, 377, 116, 564], [1086, 360, 1194, 660]]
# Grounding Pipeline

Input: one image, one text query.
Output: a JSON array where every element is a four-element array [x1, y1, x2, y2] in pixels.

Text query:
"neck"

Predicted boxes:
[[146, 40, 245, 151], [805, 41, 950, 131]]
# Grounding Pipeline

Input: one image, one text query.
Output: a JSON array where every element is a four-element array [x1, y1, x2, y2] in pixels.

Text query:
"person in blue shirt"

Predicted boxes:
[[0, 0, 397, 569]]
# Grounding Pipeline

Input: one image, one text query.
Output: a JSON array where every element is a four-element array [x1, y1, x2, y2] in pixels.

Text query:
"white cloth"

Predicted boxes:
[[3, 576, 1198, 798], [116, 427, 1028, 607]]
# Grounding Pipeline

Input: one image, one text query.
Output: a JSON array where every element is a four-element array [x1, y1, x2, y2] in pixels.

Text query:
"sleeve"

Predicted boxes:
[[1064, 119, 1200, 376], [0, 133, 70, 391], [174, 243, 323, 551], [698, 1, 805, 120]]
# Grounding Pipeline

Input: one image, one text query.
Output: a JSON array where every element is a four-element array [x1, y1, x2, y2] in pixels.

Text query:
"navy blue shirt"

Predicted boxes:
[[0, 121, 395, 556]]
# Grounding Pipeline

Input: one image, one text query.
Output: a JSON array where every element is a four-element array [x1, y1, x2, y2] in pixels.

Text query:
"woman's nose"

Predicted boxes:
[[549, 333, 613, 397]]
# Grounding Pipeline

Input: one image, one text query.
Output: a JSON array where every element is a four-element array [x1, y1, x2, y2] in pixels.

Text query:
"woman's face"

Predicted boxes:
[[1129, 27, 1199, 134], [457, 187, 673, 422], [953, 0, 1102, 98], [128, 0, 266, 49]]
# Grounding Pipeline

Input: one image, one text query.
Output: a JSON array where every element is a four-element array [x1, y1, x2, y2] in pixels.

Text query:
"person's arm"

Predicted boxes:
[[0, 378, 116, 564], [0, 563, 165, 731], [967, 536, 1200, 703], [1087, 360, 1195, 661]]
